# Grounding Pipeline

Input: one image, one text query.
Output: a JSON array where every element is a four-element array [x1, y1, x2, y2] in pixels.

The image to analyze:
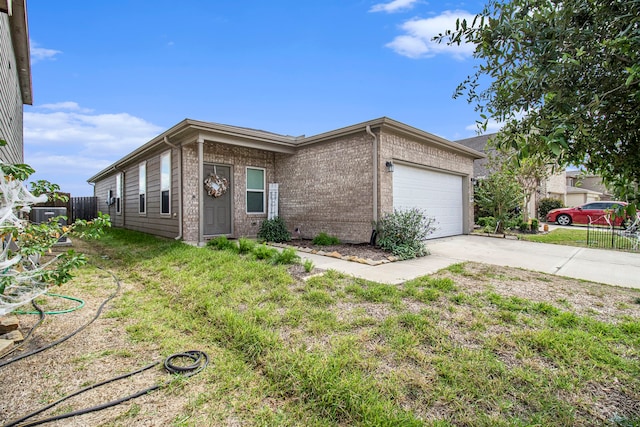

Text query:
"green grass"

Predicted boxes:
[[75, 228, 640, 426], [519, 228, 589, 246]]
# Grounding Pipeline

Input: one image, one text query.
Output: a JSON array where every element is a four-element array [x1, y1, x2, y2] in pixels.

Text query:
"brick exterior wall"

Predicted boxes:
[[0, 13, 24, 164], [378, 129, 475, 234], [275, 131, 374, 243], [182, 142, 277, 242]]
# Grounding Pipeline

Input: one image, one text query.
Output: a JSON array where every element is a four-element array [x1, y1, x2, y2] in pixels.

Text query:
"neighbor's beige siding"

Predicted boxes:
[[275, 131, 374, 243], [378, 129, 475, 234], [0, 13, 24, 164]]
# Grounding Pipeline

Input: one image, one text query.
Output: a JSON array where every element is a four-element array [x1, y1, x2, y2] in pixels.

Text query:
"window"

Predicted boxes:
[[246, 167, 265, 214], [115, 173, 122, 214], [160, 151, 171, 214], [139, 162, 146, 214]]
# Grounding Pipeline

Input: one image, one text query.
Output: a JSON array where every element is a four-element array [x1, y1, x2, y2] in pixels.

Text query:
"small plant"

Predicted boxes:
[[257, 217, 291, 243], [538, 197, 564, 219], [530, 218, 539, 233], [206, 236, 238, 252], [253, 244, 278, 260], [238, 237, 256, 254], [303, 258, 314, 273], [519, 221, 530, 233], [373, 207, 436, 260], [312, 232, 340, 246], [272, 248, 300, 265]]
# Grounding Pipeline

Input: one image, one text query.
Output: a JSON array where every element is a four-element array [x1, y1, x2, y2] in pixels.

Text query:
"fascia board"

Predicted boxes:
[[7, 0, 32, 105]]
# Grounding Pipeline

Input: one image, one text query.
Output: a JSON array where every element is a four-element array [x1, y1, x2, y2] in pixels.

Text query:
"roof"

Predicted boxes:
[[88, 117, 485, 183], [1, 0, 32, 105], [455, 133, 497, 153]]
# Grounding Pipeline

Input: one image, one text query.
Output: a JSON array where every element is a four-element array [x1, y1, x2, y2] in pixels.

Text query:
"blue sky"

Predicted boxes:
[[24, 0, 492, 196]]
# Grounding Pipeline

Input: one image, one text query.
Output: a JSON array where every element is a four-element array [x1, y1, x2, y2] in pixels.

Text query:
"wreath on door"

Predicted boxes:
[[204, 173, 229, 198]]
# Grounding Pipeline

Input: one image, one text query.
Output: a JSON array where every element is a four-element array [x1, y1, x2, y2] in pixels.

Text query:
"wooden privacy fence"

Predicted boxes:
[[70, 197, 98, 222]]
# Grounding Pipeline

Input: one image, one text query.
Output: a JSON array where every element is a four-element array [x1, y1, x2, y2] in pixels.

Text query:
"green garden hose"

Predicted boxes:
[[14, 293, 85, 315]]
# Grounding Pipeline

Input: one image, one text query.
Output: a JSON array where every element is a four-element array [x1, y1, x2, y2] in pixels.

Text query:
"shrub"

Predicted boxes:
[[530, 218, 539, 232], [253, 244, 278, 260], [272, 248, 300, 265], [538, 197, 564, 219], [519, 221, 530, 233], [257, 217, 291, 243], [303, 259, 314, 273], [238, 237, 256, 254], [374, 207, 436, 260], [312, 232, 340, 246], [206, 236, 238, 252]]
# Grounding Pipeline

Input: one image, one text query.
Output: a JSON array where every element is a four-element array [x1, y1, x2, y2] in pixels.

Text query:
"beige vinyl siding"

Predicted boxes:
[[0, 13, 24, 164], [93, 148, 179, 239]]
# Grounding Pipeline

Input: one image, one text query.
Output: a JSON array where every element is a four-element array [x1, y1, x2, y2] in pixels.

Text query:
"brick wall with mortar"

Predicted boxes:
[[378, 129, 475, 234], [275, 131, 374, 243], [0, 14, 24, 164], [181, 142, 277, 242]]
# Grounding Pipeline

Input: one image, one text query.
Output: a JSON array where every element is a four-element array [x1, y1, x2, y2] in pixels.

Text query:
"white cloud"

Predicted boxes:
[[24, 104, 163, 196], [37, 102, 94, 113], [30, 41, 62, 63], [465, 119, 503, 133], [370, 0, 419, 13], [385, 10, 477, 59]]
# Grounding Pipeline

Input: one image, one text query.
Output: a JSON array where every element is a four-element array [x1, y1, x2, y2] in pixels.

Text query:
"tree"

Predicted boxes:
[[438, 0, 640, 214], [474, 172, 523, 233], [0, 151, 110, 314]]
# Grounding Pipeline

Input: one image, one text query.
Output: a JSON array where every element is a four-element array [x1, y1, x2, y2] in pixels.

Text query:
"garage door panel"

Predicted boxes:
[[393, 164, 463, 239]]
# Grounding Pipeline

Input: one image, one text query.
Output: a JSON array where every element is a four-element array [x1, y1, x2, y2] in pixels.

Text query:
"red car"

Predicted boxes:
[[546, 201, 628, 226]]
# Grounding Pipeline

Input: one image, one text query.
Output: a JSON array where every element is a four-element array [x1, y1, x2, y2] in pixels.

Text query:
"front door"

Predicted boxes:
[[203, 164, 232, 235]]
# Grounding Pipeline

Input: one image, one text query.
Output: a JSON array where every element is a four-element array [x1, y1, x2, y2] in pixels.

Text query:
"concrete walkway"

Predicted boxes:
[[296, 235, 640, 289]]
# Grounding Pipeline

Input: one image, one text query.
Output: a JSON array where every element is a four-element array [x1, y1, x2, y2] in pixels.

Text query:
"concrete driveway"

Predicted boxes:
[[297, 235, 640, 289]]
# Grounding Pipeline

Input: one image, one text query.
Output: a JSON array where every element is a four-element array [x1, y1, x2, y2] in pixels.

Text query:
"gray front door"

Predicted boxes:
[[203, 164, 232, 235]]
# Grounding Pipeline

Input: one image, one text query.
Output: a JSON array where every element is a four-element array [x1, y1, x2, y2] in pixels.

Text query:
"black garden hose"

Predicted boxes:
[[3, 350, 209, 427], [0, 265, 120, 369]]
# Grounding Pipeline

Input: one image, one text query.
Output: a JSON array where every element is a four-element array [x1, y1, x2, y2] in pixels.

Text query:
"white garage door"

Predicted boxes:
[[393, 164, 463, 239]]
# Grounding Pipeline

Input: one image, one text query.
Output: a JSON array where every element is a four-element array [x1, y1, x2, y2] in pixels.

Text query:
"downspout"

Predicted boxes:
[[366, 125, 378, 244], [164, 136, 183, 240]]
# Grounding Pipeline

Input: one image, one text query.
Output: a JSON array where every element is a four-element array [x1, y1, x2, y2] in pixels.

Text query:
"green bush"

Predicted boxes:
[[312, 232, 340, 246], [303, 258, 314, 273], [257, 217, 291, 243], [374, 208, 436, 260], [538, 197, 564, 219], [530, 218, 539, 232], [206, 236, 238, 252], [519, 221, 530, 233], [238, 238, 256, 254], [272, 248, 300, 265], [253, 244, 278, 260]]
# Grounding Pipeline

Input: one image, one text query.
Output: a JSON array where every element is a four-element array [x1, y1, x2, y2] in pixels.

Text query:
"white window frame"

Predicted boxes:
[[246, 167, 266, 214], [115, 172, 123, 215], [160, 151, 171, 215], [139, 161, 147, 215]]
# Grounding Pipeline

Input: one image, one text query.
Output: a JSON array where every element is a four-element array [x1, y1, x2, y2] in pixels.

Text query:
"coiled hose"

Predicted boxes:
[[3, 350, 209, 427]]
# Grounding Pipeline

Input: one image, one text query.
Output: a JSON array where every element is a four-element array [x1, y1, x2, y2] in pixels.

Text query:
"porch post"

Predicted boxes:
[[198, 138, 204, 246]]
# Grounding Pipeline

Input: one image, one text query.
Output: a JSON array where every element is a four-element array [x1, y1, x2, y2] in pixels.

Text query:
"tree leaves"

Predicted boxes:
[[436, 0, 640, 205]]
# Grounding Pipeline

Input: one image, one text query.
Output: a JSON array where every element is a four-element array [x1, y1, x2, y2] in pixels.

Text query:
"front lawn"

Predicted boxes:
[[519, 227, 589, 246], [4, 228, 639, 426]]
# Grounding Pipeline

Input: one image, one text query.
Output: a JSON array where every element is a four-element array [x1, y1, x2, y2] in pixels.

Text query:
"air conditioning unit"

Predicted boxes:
[[31, 207, 68, 226]]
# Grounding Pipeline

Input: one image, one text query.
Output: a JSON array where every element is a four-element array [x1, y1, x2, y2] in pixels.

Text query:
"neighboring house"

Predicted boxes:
[[565, 170, 612, 206], [456, 133, 566, 219], [88, 117, 484, 245], [0, 0, 31, 164]]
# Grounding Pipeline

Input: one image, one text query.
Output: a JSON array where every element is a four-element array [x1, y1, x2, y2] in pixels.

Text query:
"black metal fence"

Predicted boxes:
[[586, 223, 640, 252]]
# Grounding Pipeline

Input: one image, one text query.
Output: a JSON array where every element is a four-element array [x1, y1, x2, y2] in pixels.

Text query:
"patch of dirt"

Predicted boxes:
[[285, 239, 391, 261]]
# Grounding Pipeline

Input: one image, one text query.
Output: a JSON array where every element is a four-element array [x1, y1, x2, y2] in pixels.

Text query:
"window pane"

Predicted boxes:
[[247, 191, 264, 213], [139, 163, 146, 193], [161, 152, 170, 191], [247, 168, 264, 190], [161, 190, 170, 214], [139, 194, 146, 213]]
